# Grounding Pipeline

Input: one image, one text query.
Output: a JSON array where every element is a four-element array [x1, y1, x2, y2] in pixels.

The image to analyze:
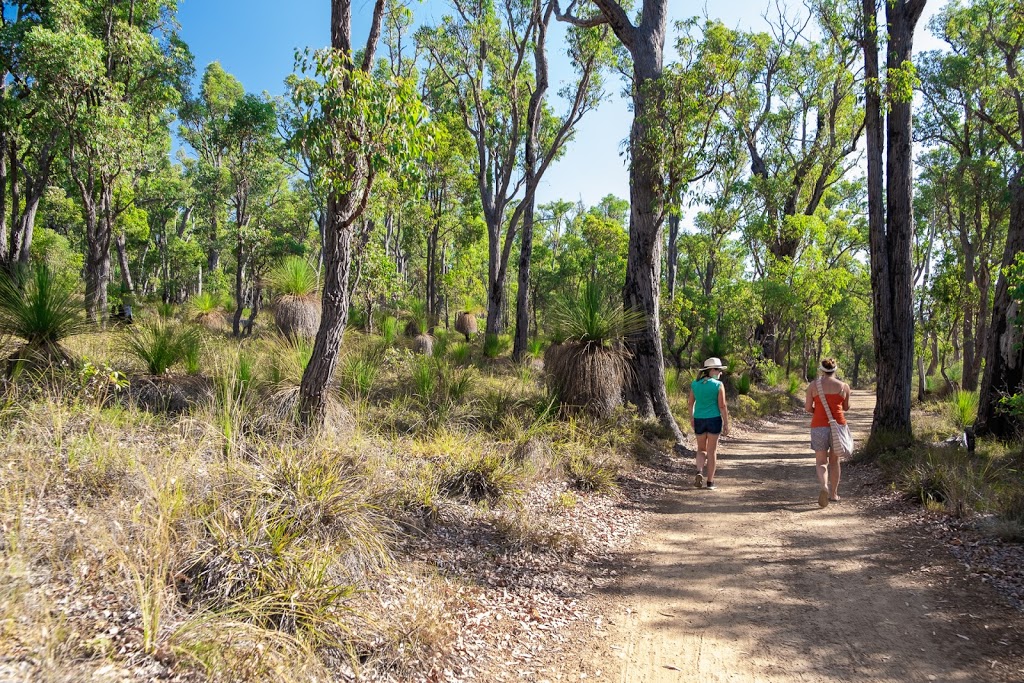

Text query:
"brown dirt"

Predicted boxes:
[[549, 391, 1024, 682]]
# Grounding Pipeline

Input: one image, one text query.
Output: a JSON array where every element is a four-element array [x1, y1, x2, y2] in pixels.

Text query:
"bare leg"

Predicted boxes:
[[695, 433, 708, 486], [814, 450, 830, 507], [828, 451, 841, 500], [705, 433, 721, 483]]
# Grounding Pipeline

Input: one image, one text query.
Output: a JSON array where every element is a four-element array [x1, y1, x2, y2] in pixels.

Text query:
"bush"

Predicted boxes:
[[787, 376, 801, 395], [483, 333, 510, 359], [122, 323, 202, 375], [950, 390, 979, 430], [438, 451, 520, 503], [267, 256, 318, 297], [564, 453, 618, 493], [450, 342, 471, 364], [340, 353, 379, 400], [0, 263, 86, 356], [379, 316, 399, 346], [737, 373, 752, 395]]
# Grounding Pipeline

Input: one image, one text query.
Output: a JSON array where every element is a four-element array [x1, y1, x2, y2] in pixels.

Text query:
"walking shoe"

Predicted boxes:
[[706, 481, 716, 490], [818, 488, 830, 508], [694, 473, 704, 488]]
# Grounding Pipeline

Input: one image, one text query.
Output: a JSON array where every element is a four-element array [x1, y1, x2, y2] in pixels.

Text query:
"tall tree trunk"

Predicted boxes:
[[977, 170, 1024, 437], [0, 138, 7, 265], [665, 211, 680, 353], [84, 185, 113, 324], [299, 192, 358, 423], [115, 232, 135, 296], [514, 0, 549, 363], [622, 29, 684, 443], [231, 230, 246, 337], [865, 0, 925, 443], [960, 233, 978, 390], [298, 0, 387, 425]]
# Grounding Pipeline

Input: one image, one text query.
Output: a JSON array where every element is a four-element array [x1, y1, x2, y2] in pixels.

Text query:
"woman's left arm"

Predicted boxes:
[[718, 385, 730, 436]]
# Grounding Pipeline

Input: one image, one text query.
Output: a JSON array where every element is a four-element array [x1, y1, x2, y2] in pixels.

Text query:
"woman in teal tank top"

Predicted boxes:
[[687, 357, 731, 490]]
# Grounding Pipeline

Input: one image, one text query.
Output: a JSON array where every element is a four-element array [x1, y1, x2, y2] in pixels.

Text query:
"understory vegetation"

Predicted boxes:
[[0, 314, 802, 681]]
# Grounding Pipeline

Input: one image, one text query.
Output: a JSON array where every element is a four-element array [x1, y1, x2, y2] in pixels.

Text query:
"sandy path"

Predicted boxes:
[[581, 391, 1024, 682]]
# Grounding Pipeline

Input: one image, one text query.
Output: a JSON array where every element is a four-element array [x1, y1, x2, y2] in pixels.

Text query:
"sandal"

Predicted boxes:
[[818, 488, 830, 508]]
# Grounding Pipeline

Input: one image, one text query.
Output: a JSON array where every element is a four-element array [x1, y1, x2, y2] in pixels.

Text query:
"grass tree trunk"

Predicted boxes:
[[977, 170, 1024, 437]]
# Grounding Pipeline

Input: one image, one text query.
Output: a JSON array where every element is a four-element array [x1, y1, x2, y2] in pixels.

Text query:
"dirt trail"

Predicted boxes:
[[580, 391, 1024, 682]]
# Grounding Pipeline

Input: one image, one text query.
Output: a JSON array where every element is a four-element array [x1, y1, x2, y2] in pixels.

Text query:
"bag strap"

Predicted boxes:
[[816, 377, 838, 424]]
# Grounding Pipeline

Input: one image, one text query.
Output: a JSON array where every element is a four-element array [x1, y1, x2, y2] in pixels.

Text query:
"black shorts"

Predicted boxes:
[[693, 417, 723, 435]]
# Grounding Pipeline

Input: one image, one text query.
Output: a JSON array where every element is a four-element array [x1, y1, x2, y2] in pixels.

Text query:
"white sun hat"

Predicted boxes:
[[703, 357, 726, 370]]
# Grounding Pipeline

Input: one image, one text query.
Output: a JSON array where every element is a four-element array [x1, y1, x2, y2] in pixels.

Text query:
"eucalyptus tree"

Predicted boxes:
[[937, 0, 1024, 438], [179, 62, 244, 275], [917, 41, 1011, 391], [28, 0, 187, 322], [293, 0, 427, 424], [221, 94, 285, 336], [695, 9, 863, 362], [511, 0, 610, 361], [860, 0, 927, 442], [2, 1, 67, 271], [555, 0, 737, 441]]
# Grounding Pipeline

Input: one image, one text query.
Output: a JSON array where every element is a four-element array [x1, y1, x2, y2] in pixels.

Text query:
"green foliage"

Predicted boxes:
[[950, 391, 979, 430], [267, 256, 318, 297], [191, 292, 221, 315], [483, 333, 510, 359], [787, 376, 801, 395], [550, 280, 645, 346], [121, 323, 202, 376], [379, 316, 399, 346], [736, 373, 752, 395], [438, 451, 520, 504], [0, 263, 86, 350], [450, 342, 471, 365], [564, 453, 618, 493], [340, 354, 379, 400]]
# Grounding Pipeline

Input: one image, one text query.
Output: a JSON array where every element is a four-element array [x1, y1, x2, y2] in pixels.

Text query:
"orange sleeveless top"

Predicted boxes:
[[811, 392, 847, 427]]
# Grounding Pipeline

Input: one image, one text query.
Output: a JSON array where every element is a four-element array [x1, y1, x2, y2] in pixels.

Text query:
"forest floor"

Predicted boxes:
[[522, 391, 1024, 682]]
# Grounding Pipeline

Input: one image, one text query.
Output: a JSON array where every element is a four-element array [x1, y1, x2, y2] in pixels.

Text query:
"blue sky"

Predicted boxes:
[[176, 0, 947, 208]]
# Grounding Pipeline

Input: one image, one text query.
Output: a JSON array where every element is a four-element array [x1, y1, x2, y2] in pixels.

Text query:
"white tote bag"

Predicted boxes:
[[817, 377, 854, 457]]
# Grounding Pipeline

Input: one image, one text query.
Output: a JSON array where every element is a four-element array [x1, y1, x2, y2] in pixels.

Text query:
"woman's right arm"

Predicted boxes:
[[843, 383, 851, 411], [805, 384, 816, 414]]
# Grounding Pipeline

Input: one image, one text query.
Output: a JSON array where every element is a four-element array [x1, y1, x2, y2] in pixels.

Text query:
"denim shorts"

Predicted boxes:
[[693, 417, 723, 435]]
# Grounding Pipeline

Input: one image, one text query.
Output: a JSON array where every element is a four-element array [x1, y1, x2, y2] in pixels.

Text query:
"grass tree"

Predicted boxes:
[[0, 263, 86, 366], [268, 256, 320, 341], [545, 280, 645, 419], [291, 0, 428, 425]]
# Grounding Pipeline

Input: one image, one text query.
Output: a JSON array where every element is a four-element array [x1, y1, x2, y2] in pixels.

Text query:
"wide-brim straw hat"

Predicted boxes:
[[702, 357, 726, 370]]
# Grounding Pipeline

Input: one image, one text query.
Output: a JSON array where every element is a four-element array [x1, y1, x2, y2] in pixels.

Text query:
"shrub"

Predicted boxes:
[[190, 292, 227, 331], [156, 302, 176, 319], [121, 323, 202, 375], [450, 342, 470, 364], [564, 453, 618, 493], [411, 356, 436, 400], [787, 376, 801, 395], [340, 354, 379, 400], [950, 390, 979, 430], [268, 257, 321, 341], [404, 300, 429, 337], [527, 338, 545, 359], [379, 316, 399, 346], [545, 280, 645, 419], [438, 451, 520, 503], [737, 373, 752, 395], [0, 263, 86, 359], [483, 333, 510, 359]]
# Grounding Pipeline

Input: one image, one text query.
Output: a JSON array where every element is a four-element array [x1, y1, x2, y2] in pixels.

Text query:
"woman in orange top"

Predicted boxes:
[[804, 357, 850, 508]]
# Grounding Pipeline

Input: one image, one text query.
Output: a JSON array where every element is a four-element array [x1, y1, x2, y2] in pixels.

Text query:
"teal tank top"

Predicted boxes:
[[691, 378, 723, 419]]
